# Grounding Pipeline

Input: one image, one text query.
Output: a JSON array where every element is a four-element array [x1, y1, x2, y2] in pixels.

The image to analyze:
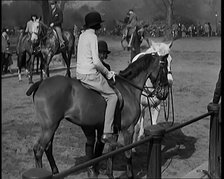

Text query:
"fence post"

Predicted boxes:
[[145, 125, 165, 179], [207, 103, 221, 179], [22, 168, 52, 179]]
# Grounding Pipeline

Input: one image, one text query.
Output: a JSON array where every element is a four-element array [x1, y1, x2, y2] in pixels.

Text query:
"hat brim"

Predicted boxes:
[[84, 20, 104, 29]]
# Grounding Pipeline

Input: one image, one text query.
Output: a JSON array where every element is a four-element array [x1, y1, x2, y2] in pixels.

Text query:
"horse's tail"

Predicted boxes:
[[26, 80, 42, 98]]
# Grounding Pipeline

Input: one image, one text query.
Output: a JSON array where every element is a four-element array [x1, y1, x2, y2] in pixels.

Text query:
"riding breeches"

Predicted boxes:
[[76, 72, 118, 134], [54, 26, 64, 44]]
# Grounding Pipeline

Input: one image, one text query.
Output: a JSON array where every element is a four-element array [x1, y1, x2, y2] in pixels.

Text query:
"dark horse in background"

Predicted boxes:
[[26, 51, 170, 179], [16, 26, 44, 83], [31, 20, 74, 78], [127, 25, 150, 62], [119, 23, 150, 62]]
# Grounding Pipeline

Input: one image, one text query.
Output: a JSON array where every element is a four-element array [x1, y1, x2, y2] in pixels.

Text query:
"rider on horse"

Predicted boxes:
[[127, 9, 138, 49], [49, 0, 65, 49], [76, 11, 118, 145], [25, 14, 38, 35], [123, 12, 130, 38]]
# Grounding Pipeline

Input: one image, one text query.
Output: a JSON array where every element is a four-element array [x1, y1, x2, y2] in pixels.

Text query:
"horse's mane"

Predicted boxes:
[[39, 21, 52, 40], [119, 54, 155, 80]]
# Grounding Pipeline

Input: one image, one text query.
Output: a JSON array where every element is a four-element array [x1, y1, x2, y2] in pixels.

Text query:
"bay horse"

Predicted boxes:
[[16, 24, 44, 83], [131, 40, 174, 150], [121, 25, 150, 62], [121, 24, 150, 53], [31, 20, 74, 78], [26, 52, 170, 179]]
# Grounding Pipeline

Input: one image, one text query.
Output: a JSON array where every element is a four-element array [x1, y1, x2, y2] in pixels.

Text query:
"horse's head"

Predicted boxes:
[[30, 18, 41, 43], [147, 41, 173, 100], [147, 40, 173, 85], [149, 52, 170, 100]]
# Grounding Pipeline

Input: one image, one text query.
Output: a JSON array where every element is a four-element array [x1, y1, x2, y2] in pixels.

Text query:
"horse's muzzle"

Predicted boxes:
[[154, 85, 169, 100]]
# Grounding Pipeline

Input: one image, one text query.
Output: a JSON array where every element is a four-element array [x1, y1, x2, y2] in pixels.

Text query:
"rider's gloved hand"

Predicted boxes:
[[107, 71, 116, 82], [50, 23, 54, 27]]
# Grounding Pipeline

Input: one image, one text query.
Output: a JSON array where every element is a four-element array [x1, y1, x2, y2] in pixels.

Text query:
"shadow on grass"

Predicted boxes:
[[70, 122, 196, 178]]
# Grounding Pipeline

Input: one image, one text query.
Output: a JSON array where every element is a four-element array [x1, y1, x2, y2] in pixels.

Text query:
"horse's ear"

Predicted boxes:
[[168, 41, 173, 48], [36, 17, 40, 22], [148, 39, 154, 48]]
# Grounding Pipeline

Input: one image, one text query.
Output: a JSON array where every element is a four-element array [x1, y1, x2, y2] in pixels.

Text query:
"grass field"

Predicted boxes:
[[2, 35, 221, 179]]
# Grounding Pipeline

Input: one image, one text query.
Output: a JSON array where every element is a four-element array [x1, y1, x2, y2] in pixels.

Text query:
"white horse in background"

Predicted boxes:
[[132, 40, 173, 151]]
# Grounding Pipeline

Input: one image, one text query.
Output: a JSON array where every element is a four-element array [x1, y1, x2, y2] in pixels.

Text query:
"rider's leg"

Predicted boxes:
[[76, 72, 118, 144], [55, 26, 65, 47]]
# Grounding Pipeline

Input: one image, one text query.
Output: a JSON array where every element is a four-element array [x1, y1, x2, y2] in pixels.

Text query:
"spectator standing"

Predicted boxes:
[[204, 23, 209, 37]]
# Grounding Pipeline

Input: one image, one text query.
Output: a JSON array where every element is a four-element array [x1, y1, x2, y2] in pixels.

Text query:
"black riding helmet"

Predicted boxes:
[[49, 0, 57, 4], [84, 11, 104, 29], [98, 40, 111, 54]]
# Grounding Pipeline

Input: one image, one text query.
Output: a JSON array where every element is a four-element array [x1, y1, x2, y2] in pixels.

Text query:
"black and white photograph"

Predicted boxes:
[[2, 0, 221, 178]]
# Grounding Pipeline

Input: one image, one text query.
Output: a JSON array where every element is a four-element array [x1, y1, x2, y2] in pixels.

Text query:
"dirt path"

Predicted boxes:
[[2, 36, 221, 179]]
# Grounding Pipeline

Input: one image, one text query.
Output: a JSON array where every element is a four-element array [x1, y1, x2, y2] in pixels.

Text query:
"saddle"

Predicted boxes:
[[78, 79, 124, 131]]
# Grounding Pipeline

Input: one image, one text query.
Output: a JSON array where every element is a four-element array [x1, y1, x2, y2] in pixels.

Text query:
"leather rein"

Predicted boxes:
[[116, 58, 175, 126]]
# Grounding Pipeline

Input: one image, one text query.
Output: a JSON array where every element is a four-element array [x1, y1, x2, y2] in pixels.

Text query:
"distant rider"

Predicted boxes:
[[126, 9, 138, 48], [49, 0, 65, 49]]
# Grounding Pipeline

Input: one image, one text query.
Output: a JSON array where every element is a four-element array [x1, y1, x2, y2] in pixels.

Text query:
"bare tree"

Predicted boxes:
[[162, 0, 174, 40]]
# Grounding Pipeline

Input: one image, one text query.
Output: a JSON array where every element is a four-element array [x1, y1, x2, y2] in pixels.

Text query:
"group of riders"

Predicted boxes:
[[2, 0, 150, 145], [19, 0, 65, 52]]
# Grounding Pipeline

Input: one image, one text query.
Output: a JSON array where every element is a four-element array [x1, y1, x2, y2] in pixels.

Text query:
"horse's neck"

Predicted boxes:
[[124, 70, 149, 101]]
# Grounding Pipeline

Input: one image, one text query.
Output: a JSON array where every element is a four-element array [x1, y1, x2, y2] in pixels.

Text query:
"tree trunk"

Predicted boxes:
[[41, 1, 50, 25], [164, 0, 173, 41]]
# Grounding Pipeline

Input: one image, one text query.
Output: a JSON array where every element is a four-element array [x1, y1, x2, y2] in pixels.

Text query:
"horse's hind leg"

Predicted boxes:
[[33, 121, 59, 174], [61, 51, 71, 78], [45, 138, 59, 174], [123, 127, 134, 179]]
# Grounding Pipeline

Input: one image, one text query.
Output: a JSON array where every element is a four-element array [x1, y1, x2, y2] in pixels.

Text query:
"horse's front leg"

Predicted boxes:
[[123, 127, 135, 179], [94, 128, 105, 173], [81, 127, 99, 178], [105, 143, 117, 179], [39, 54, 44, 81], [43, 52, 52, 78], [36, 55, 39, 74], [17, 53, 23, 81]]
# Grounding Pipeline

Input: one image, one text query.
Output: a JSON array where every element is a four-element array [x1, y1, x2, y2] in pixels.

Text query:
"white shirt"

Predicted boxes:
[[25, 20, 34, 33], [76, 29, 109, 75]]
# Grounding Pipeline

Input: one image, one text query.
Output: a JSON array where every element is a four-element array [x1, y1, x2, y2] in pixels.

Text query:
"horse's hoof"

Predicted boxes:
[[132, 148, 137, 153], [87, 166, 98, 178]]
